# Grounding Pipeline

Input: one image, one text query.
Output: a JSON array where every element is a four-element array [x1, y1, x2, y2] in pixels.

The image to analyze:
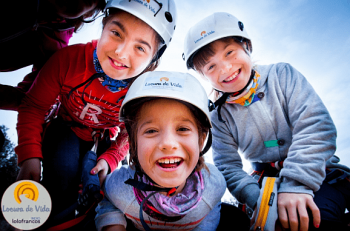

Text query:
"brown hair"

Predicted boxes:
[[191, 36, 251, 74], [124, 98, 210, 174]]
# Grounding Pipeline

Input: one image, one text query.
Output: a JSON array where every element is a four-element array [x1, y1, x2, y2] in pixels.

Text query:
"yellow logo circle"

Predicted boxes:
[[1, 180, 51, 230], [14, 181, 39, 204]]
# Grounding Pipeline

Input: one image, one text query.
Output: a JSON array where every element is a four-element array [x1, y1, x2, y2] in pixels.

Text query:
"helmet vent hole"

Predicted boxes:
[[238, 21, 244, 31], [165, 12, 173, 22]]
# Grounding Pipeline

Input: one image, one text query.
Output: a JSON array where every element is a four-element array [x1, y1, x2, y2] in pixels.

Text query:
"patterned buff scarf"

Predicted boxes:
[[225, 70, 261, 106], [133, 171, 204, 222], [93, 49, 130, 92]]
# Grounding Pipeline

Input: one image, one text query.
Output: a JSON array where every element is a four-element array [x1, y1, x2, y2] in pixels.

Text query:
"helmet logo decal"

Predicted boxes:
[[132, 0, 162, 16], [144, 76, 185, 92], [238, 21, 244, 31], [14, 181, 39, 204], [194, 30, 215, 44], [160, 77, 169, 82]]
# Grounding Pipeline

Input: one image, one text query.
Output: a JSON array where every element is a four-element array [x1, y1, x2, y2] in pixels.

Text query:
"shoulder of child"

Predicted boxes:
[[103, 165, 135, 200], [255, 62, 294, 77], [256, 62, 306, 88], [202, 163, 226, 197], [51, 40, 95, 59]]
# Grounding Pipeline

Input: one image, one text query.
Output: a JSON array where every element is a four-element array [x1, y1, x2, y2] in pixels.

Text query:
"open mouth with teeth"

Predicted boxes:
[[109, 57, 128, 69], [157, 157, 183, 169], [223, 69, 241, 82], [113, 60, 127, 67]]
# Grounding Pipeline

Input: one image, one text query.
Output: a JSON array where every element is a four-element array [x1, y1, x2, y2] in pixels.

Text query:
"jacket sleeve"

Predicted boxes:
[[211, 116, 260, 209], [193, 202, 221, 231], [97, 123, 129, 172], [95, 197, 126, 231], [95, 172, 128, 231], [277, 63, 336, 195], [15, 49, 67, 164]]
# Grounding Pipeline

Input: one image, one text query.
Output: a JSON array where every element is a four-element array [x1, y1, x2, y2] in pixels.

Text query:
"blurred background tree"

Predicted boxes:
[[0, 125, 18, 230]]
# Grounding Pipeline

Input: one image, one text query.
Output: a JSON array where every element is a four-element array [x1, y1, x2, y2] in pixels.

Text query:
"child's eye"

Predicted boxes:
[[208, 64, 215, 71], [112, 31, 121, 38], [178, 127, 190, 132], [137, 46, 145, 52], [145, 129, 157, 134], [226, 50, 233, 56]]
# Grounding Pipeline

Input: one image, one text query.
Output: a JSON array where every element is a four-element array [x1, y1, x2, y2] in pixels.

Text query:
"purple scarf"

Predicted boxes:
[[133, 171, 204, 222]]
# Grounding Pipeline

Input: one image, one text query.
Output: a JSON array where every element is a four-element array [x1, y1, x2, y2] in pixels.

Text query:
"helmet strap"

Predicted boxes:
[[125, 172, 179, 231], [200, 129, 212, 156], [209, 69, 256, 122]]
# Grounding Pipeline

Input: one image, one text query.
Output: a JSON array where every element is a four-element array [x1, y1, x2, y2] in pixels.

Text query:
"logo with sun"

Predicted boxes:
[[160, 77, 169, 82], [201, 31, 206, 36], [14, 181, 39, 204]]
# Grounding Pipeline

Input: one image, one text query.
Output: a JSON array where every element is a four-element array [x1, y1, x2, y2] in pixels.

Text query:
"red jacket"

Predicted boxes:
[[16, 40, 128, 171]]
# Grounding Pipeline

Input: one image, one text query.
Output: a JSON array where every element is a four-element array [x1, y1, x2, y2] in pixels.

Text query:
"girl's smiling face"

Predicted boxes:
[[200, 39, 253, 93], [136, 99, 205, 191], [97, 10, 158, 80]]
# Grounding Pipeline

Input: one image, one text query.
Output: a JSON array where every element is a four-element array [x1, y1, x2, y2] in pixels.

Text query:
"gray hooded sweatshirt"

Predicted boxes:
[[95, 163, 226, 231], [211, 62, 350, 209]]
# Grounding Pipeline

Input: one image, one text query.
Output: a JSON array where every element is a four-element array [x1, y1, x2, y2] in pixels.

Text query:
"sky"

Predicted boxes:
[[1, 0, 350, 171]]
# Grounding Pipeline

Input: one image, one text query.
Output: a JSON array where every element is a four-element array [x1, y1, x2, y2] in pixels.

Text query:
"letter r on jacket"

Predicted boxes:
[[79, 103, 102, 123]]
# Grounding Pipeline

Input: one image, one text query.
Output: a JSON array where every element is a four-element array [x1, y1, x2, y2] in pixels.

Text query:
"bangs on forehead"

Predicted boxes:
[[192, 44, 216, 73], [192, 37, 244, 73]]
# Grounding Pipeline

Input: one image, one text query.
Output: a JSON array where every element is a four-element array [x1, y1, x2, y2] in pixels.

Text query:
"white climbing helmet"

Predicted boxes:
[[105, 0, 177, 58], [183, 12, 252, 69], [119, 71, 211, 127]]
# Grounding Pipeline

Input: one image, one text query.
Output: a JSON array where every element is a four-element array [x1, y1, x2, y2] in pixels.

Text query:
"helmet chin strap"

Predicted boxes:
[[208, 69, 256, 123], [125, 169, 179, 231]]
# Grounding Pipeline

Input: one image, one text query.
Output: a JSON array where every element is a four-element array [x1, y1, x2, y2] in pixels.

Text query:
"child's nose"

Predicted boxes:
[[220, 62, 232, 75], [115, 42, 129, 59], [158, 131, 179, 151]]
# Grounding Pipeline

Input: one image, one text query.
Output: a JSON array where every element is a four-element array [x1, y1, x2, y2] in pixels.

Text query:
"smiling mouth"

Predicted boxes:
[[223, 69, 241, 82], [109, 57, 128, 68], [157, 157, 183, 169]]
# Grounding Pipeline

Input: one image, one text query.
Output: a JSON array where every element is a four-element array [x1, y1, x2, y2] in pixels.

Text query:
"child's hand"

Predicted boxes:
[[90, 159, 109, 186], [16, 158, 41, 182], [277, 193, 320, 231]]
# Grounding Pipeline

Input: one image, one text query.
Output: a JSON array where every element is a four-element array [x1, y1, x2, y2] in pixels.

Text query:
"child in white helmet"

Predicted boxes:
[[95, 71, 241, 231], [183, 12, 350, 231], [0, 0, 106, 111], [15, 0, 177, 228]]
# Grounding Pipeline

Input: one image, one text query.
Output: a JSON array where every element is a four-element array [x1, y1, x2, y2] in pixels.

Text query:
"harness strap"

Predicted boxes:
[[326, 168, 350, 184]]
